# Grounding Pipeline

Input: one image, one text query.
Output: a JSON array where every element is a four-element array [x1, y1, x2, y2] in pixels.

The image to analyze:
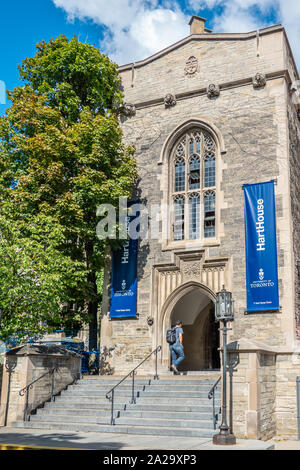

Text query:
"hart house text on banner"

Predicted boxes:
[[243, 181, 279, 312], [110, 207, 138, 318]]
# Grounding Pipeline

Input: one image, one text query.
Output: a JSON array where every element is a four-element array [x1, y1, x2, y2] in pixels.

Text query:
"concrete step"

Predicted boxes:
[[115, 417, 214, 429], [125, 403, 216, 413], [30, 413, 214, 430], [82, 375, 220, 383], [15, 374, 221, 439], [35, 407, 213, 421], [61, 389, 220, 399], [53, 395, 216, 406], [44, 402, 214, 413], [13, 421, 216, 437], [79, 378, 218, 385], [71, 383, 217, 392]]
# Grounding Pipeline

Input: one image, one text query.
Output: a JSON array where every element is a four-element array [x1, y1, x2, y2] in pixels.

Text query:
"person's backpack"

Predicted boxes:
[[166, 327, 177, 345]]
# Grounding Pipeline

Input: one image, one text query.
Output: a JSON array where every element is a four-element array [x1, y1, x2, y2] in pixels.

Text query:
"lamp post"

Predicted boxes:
[[213, 285, 236, 445]]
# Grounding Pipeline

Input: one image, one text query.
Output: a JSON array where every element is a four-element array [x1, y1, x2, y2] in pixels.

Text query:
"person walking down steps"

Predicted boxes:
[[167, 320, 184, 375]]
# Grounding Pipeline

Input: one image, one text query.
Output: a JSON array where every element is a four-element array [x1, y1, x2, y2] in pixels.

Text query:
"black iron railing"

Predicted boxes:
[[208, 376, 221, 430], [106, 345, 162, 425], [19, 368, 80, 421]]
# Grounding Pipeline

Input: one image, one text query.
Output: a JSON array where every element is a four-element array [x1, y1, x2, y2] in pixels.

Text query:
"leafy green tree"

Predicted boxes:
[[0, 36, 137, 348], [0, 207, 84, 343]]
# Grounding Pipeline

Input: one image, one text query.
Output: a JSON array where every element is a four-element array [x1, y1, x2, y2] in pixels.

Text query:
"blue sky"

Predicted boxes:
[[0, 0, 298, 116]]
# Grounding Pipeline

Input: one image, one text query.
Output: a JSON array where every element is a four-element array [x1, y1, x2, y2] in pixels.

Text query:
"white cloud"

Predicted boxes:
[[53, 0, 300, 69], [53, 0, 189, 64], [189, 0, 300, 68]]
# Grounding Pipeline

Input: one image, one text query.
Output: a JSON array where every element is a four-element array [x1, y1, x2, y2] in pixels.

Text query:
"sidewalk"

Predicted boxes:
[[0, 427, 274, 450], [271, 439, 300, 450]]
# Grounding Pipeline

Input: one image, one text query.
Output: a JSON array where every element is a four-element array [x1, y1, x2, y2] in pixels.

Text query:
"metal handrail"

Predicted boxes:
[[19, 368, 56, 421], [106, 345, 162, 425], [208, 376, 221, 430], [19, 367, 79, 421]]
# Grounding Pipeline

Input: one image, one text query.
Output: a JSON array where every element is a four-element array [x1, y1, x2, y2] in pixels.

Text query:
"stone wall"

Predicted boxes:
[[101, 76, 291, 374], [288, 98, 300, 338], [258, 353, 277, 439], [0, 345, 81, 426], [275, 354, 300, 438], [120, 28, 285, 105], [230, 344, 300, 440]]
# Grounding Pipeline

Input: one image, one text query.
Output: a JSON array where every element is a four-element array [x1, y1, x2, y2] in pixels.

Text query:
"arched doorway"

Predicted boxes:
[[167, 286, 220, 371]]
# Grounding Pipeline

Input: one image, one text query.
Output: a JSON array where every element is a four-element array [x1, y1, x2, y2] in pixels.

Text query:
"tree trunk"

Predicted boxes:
[[85, 241, 99, 351], [88, 296, 98, 350]]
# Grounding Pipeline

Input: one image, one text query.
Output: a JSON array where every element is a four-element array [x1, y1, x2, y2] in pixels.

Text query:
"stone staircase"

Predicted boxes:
[[13, 372, 221, 437]]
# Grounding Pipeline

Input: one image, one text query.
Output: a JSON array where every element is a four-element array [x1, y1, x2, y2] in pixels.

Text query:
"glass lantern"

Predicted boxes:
[[215, 285, 234, 322]]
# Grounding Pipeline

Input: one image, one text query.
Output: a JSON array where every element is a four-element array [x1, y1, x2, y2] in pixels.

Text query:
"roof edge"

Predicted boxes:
[[118, 24, 285, 72]]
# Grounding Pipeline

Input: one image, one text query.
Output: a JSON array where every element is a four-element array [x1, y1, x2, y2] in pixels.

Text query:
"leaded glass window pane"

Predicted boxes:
[[174, 196, 185, 241], [204, 153, 215, 187], [171, 130, 217, 242], [204, 192, 216, 238], [189, 155, 200, 190], [175, 158, 185, 192], [189, 194, 200, 239]]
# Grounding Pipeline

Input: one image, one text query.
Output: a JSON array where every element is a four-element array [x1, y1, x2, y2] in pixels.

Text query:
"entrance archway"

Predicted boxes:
[[160, 282, 220, 371]]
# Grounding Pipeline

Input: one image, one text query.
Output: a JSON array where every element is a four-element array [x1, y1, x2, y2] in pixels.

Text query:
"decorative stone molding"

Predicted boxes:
[[164, 93, 177, 108], [119, 102, 136, 117], [184, 56, 198, 76], [207, 83, 220, 99], [182, 262, 201, 277], [147, 316, 154, 326], [252, 73, 266, 89]]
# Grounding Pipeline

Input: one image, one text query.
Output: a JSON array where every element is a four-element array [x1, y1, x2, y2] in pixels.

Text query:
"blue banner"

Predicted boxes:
[[243, 181, 279, 312], [110, 209, 138, 318]]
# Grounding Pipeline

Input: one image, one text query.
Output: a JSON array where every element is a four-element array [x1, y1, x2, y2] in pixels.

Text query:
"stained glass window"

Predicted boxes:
[[204, 153, 215, 187], [174, 196, 185, 240], [174, 158, 185, 192], [189, 194, 200, 239], [204, 191, 216, 238], [172, 129, 217, 241], [189, 156, 200, 190]]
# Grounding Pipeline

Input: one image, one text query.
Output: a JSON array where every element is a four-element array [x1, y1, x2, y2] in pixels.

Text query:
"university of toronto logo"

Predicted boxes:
[[259, 268, 264, 281]]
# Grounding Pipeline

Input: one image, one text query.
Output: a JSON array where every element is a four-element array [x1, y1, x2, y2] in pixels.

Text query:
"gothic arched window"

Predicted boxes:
[[171, 129, 217, 241]]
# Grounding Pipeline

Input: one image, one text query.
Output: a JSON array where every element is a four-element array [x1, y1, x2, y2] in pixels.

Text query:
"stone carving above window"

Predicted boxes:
[[207, 84, 220, 99], [184, 56, 198, 76], [183, 262, 201, 277], [252, 73, 266, 89], [119, 102, 136, 117], [164, 93, 177, 108]]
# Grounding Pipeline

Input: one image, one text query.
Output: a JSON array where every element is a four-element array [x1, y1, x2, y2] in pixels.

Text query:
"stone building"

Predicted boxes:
[[100, 16, 300, 439]]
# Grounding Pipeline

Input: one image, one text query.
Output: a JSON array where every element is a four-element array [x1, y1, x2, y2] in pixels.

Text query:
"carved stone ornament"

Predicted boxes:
[[119, 102, 136, 117], [252, 73, 266, 89], [207, 83, 220, 99], [183, 262, 201, 277], [297, 109, 300, 121], [184, 56, 198, 76], [147, 316, 154, 326], [164, 93, 177, 107]]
